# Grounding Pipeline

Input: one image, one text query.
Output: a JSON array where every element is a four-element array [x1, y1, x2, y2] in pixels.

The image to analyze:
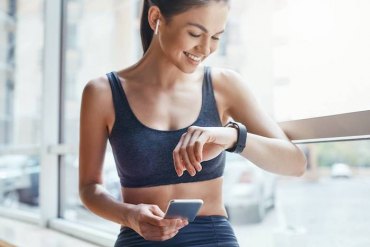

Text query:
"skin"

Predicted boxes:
[[79, 2, 307, 242]]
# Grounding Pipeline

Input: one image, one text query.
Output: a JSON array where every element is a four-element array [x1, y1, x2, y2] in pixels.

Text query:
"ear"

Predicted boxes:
[[148, 6, 163, 32]]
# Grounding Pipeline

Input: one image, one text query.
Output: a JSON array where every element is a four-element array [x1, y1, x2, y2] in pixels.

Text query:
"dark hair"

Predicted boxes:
[[140, 0, 230, 54]]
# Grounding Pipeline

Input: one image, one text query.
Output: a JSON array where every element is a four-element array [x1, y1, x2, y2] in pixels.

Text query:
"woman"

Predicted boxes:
[[79, 0, 307, 246]]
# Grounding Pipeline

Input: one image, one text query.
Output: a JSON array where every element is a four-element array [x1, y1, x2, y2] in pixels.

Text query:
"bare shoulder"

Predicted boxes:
[[210, 67, 288, 139], [209, 67, 244, 100], [82, 75, 114, 123], [83, 75, 112, 101], [79, 75, 114, 186], [209, 67, 249, 123]]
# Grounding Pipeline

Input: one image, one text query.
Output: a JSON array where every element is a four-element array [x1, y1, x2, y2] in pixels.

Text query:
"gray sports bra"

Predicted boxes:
[[107, 66, 225, 188]]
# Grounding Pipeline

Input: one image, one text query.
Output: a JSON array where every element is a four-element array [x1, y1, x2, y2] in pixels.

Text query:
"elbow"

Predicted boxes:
[[79, 186, 88, 206], [292, 150, 308, 177], [78, 182, 95, 206], [282, 143, 307, 177]]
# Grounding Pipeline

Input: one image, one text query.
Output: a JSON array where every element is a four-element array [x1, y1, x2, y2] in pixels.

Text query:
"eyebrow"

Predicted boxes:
[[186, 22, 225, 35]]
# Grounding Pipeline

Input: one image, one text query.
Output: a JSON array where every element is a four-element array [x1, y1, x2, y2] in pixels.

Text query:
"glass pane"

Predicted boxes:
[[272, 0, 370, 120], [205, 0, 370, 121], [63, 0, 142, 145], [61, 151, 121, 233], [0, 0, 43, 145], [62, 0, 142, 232], [227, 140, 370, 246], [0, 154, 40, 212]]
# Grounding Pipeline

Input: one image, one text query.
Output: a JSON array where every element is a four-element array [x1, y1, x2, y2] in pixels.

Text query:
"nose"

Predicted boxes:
[[196, 37, 212, 56]]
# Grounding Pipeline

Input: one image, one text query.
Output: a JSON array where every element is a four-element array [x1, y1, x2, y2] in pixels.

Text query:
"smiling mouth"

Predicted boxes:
[[183, 51, 202, 62]]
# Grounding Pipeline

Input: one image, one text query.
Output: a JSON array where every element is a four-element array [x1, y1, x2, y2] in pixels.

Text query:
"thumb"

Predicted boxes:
[[150, 205, 165, 218]]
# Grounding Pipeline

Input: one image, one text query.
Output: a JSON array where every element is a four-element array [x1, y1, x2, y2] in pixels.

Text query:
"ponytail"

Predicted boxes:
[[140, 0, 154, 54]]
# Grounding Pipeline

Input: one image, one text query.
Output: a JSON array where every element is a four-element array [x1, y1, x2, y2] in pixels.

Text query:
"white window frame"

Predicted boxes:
[[279, 110, 370, 143]]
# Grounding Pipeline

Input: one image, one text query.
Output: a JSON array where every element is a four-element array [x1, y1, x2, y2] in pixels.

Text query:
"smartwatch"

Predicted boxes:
[[224, 121, 247, 153]]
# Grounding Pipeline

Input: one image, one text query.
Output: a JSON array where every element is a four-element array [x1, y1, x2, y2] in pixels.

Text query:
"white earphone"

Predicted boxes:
[[154, 19, 160, 35]]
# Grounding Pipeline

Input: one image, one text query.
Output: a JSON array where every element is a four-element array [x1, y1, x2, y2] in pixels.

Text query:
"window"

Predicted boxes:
[[60, 0, 141, 231], [233, 140, 370, 246], [0, 0, 43, 213], [272, 0, 370, 121], [61, 153, 120, 233]]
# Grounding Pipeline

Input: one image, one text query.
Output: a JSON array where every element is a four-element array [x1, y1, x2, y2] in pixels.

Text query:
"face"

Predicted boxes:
[[154, 3, 229, 73]]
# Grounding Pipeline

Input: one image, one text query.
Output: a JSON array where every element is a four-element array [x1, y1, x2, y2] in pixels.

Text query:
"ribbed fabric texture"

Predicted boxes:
[[106, 66, 225, 188]]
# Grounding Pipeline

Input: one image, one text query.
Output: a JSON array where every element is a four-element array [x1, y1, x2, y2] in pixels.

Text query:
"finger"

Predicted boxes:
[[182, 219, 189, 227], [187, 129, 203, 171], [141, 224, 177, 241], [147, 229, 179, 241], [144, 214, 166, 227], [150, 204, 165, 218], [168, 230, 179, 240], [194, 132, 209, 163], [175, 218, 187, 229], [144, 208, 167, 227], [180, 132, 197, 176], [144, 222, 178, 236], [171, 218, 182, 230], [148, 205, 182, 227], [159, 228, 179, 240], [173, 134, 186, 176]]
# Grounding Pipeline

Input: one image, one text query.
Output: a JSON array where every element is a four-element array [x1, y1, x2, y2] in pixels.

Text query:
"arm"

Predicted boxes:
[[79, 78, 132, 226], [173, 69, 307, 177], [79, 78, 186, 240], [220, 69, 307, 176]]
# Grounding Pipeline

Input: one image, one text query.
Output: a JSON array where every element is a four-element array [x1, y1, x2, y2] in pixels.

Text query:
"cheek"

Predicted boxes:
[[174, 34, 196, 52], [162, 31, 197, 52], [210, 42, 219, 53]]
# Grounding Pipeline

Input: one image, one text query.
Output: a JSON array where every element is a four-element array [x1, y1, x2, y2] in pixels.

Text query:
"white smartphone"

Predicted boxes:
[[164, 199, 204, 222]]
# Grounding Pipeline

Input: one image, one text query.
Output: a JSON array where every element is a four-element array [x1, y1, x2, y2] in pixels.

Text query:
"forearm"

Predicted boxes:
[[79, 183, 135, 226], [238, 133, 307, 176]]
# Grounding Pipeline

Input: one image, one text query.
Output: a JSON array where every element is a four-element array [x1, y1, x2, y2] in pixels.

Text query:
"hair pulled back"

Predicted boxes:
[[140, 0, 229, 54]]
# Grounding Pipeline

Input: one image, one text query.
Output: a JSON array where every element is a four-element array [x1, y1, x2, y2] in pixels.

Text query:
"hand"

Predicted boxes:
[[126, 204, 188, 241], [173, 126, 237, 177]]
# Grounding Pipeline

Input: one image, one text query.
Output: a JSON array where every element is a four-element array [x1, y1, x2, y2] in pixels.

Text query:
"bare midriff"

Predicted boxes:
[[121, 176, 227, 217]]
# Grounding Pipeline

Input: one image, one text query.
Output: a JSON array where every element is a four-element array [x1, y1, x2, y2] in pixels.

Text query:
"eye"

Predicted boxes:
[[212, 36, 220, 41], [188, 32, 201, 38]]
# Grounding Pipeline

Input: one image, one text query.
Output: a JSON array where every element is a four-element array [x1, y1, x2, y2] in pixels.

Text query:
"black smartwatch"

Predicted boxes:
[[224, 121, 247, 153]]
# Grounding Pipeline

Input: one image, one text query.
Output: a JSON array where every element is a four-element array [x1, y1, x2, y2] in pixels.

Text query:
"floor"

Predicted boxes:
[[0, 217, 99, 247]]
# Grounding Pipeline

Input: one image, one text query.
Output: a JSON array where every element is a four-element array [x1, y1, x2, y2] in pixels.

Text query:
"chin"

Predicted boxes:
[[177, 60, 203, 74], [182, 66, 199, 74]]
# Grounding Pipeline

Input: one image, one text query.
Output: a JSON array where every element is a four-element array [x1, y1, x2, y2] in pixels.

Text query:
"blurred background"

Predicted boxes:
[[1, 0, 370, 246]]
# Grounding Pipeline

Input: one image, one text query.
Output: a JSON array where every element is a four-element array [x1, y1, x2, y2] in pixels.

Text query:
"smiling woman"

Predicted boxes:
[[78, 0, 306, 246], [139, 0, 230, 73]]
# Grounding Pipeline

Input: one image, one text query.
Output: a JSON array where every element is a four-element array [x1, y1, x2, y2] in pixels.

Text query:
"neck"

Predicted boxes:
[[121, 38, 200, 89]]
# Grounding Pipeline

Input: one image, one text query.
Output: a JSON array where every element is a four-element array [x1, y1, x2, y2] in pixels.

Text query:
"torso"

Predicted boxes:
[[122, 177, 226, 216], [104, 66, 231, 216]]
